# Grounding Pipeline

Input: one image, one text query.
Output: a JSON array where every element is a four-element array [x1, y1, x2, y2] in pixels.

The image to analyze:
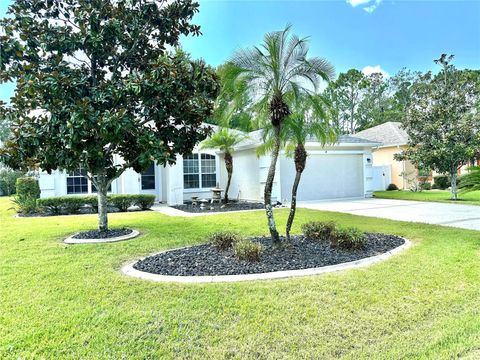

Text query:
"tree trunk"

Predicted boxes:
[[286, 144, 307, 242], [264, 125, 281, 245], [224, 152, 233, 203], [450, 169, 458, 201], [96, 170, 109, 232]]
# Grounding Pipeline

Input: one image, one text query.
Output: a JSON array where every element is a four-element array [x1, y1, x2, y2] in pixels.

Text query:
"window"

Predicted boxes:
[[67, 166, 88, 194], [183, 153, 216, 189], [141, 162, 156, 190]]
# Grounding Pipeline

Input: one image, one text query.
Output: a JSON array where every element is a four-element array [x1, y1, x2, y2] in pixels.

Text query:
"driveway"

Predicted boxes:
[[298, 198, 480, 231]]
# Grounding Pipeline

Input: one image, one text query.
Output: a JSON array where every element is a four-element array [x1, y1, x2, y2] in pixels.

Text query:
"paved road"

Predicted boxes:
[[298, 198, 480, 231]]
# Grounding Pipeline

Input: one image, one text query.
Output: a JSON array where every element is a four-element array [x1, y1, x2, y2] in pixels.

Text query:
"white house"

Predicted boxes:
[[38, 128, 380, 205]]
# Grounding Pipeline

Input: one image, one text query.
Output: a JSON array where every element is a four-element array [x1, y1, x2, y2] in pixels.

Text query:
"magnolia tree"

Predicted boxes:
[[0, 0, 219, 230], [395, 55, 480, 200]]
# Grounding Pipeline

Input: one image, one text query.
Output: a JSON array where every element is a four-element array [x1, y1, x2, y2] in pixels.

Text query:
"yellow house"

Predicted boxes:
[[355, 122, 417, 189]]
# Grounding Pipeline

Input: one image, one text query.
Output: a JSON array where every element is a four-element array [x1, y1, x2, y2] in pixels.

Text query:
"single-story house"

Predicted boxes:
[[38, 127, 380, 205], [355, 121, 478, 190]]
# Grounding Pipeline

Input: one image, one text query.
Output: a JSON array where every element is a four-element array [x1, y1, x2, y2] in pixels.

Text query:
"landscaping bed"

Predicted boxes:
[[172, 200, 265, 213], [133, 233, 405, 276], [72, 228, 133, 240]]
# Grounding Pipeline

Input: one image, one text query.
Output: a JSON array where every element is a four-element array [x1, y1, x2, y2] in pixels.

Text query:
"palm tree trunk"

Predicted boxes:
[[264, 125, 281, 245], [224, 152, 233, 203], [286, 144, 307, 242]]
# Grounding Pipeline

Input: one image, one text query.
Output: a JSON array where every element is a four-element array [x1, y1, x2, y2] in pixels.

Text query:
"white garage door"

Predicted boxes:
[[280, 154, 364, 201]]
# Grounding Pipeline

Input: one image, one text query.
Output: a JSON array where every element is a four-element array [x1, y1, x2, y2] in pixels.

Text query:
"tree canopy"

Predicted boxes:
[[0, 0, 219, 230]]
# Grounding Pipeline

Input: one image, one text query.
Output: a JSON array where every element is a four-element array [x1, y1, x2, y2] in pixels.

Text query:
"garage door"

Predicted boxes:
[[279, 154, 364, 201]]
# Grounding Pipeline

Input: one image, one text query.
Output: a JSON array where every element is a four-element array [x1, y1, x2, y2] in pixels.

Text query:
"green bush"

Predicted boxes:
[[386, 183, 398, 191], [37, 196, 87, 214], [0, 169, 25, 196], [331, 227, 367, 250], [433, 175, 449, 190], [421, 182, 432, 191], [83, 195, 99, 212], [134, 194, 156, 210], [108, 194, 134, 212], [233, 239, 263, 262], [209, 231, 241, 250], [13, 177, 40, 213], [301, 221, 336, 242]]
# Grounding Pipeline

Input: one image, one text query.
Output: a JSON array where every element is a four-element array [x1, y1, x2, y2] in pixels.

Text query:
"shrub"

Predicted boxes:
[[331, 227, 367, 250], [134, 194, 156, 210], [433, 175, 449, 190], [108, 195, 134, 212], [421, 182, 432, 191], [386, 183, 398, 191], [0, 168, 25, 196], [37, 196, 87, 214], [13, 177, 40, 213], [233, 239, 263, 262], [209, 231, 241, 250], [83, 195, 99, 212], [301, 221, 336, 242]]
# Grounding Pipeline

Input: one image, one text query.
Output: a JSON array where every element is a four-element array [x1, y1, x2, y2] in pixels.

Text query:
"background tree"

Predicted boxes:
[[259, 93, 337, 242], [395, 55, 480, 200], [386, 68, 420, 122], [357, 72, 390, 131], [0, 0, 219, 231], [200, 128, 247, 203], [227, 25, 335, 245], [324, 69, 367, 134]]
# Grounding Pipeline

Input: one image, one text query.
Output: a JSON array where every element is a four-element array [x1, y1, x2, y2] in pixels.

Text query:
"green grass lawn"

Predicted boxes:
[[374, 190, 480, 206], [1, 197, 479, 359]]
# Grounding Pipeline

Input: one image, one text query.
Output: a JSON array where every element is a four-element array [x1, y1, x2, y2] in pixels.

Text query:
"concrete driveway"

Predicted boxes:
[[298, 198, 480, 231]]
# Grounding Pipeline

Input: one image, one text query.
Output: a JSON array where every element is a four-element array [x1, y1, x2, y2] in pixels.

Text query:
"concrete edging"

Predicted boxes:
[[64, 229, 140, 244], [121, 237, 413, 283]]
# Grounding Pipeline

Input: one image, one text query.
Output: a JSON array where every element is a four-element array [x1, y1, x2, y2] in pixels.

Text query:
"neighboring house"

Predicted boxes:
[[355, 122, 415, 190], [38, 127, 380, 205], [356, 121, 478, 190]]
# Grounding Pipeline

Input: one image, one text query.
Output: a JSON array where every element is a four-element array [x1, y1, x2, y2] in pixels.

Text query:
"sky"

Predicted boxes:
[[1, 0, 479, 103]]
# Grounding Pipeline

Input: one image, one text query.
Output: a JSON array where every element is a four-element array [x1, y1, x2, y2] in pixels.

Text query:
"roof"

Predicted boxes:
[[354, 121, 409, 147]]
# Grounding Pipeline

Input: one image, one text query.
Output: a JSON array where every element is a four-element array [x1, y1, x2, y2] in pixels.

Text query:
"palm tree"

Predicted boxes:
[[227, 25, 335, 245], [200, 128, 247, 203]]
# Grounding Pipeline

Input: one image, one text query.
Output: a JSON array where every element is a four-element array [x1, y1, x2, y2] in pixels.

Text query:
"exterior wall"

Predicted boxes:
[[371, 146, 416, 190], [218, 148, 261, 202]]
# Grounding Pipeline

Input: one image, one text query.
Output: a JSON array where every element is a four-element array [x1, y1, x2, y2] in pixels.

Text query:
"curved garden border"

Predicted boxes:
[[121, 237, 412, 283], [64, 229, 140, 244]]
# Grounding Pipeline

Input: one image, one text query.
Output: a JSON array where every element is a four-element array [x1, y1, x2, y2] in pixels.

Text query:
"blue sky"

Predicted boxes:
[[1, 0, 479, 102]]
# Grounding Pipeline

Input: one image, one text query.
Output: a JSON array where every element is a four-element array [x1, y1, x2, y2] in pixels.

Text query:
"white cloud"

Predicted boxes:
[[362, 65, 390, 78], [346, 0, 371, 7], [346, 0, 383, 13]]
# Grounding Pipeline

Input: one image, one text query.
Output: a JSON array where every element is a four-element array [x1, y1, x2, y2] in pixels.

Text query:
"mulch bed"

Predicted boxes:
[[72, 228, 133, 239], [172, 201, 267, 213], [133, 233, 405, 276]]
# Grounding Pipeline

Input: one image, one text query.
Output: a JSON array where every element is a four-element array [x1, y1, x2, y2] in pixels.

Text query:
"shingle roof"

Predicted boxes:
[[354, 121, 409, 147]]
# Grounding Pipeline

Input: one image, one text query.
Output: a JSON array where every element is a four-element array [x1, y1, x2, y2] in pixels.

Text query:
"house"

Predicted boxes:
[[38, 128, 380, 205], [355, 121, 478, 190], [355, 122, 415, 189]]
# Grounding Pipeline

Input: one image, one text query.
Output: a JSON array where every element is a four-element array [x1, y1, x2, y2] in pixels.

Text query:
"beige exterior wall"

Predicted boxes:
[[371, 146, 416, 189]]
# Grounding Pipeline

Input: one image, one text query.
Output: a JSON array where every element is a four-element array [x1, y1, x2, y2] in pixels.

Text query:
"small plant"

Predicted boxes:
[[109, 195, 134, 212], [301, 221, 336, 241], [12, 177, 40, 213], [331, 227, 367, 250], [386, 183, 398, 191], [233, 239, 263, 262], [209, 231, 241, 250], [134, 194, 156, 210]]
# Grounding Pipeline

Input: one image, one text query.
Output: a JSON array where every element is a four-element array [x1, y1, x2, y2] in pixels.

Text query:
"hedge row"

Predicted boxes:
[[37, 194, 156, 214]]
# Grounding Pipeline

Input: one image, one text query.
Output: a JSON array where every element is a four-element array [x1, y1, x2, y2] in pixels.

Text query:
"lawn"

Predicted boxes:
[[374, 190, 480, 206], [1, 197, 479, 359]]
